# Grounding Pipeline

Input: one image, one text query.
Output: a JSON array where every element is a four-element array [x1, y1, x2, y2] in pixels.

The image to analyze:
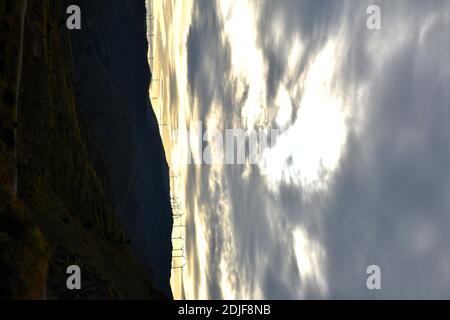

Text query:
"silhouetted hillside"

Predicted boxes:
[[0, 0, 172, 299], [64, 0, 174, 298]]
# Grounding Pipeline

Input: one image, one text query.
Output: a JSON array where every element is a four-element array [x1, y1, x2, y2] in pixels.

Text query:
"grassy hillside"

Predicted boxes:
[[0, 0, 166, 299]]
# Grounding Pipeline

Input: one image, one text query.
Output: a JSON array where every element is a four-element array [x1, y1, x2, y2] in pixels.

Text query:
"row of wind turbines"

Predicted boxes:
[[147, 2, 186, 270]]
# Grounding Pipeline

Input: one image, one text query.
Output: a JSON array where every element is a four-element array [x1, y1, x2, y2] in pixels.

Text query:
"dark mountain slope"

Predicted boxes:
[[63, 0, 174, 297], [0, 0, 172, 299]]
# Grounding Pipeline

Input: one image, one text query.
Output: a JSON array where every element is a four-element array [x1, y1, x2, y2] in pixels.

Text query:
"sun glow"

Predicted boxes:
[[261, 39, 349, 191]]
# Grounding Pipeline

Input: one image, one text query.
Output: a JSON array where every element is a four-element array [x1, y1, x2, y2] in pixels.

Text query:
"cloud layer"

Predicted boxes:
[[182, 0, 450, 299]]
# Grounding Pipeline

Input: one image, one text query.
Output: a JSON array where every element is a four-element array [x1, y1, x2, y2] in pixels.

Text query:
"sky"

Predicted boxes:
[[148, 0, 450, 299]]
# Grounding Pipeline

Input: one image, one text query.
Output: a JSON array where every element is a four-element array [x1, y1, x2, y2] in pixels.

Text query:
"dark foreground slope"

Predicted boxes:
[[63, 0, 174, 297], [0, 0, 172, 299]]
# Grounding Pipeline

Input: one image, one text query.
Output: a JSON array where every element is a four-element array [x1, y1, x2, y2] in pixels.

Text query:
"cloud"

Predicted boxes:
[[186, 0, 233, 122], [185, 0, 303, 299], [321, 3, 450, 297], [184, 0, 450, 299]]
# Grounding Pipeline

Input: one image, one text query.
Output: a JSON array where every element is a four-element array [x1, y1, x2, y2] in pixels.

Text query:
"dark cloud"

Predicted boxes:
[[187, 0, 232, 121], [254, 0, 343, 104], [322, 10, 450, 297]]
